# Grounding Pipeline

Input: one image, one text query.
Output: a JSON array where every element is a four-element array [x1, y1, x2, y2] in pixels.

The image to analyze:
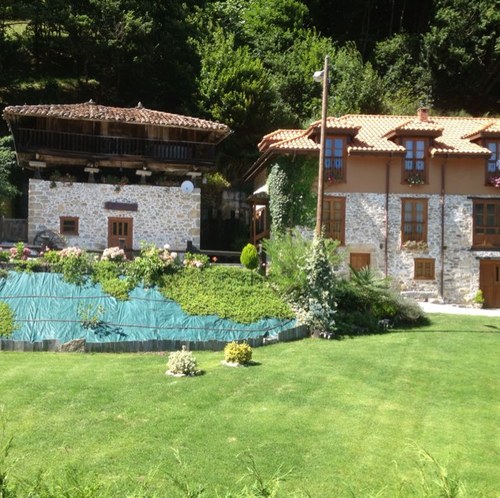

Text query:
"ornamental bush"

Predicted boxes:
[[0, 301, 16, 337], [167, 346, 200, 376], [240, 243, 259, 270], [224, 341, 252, 364]]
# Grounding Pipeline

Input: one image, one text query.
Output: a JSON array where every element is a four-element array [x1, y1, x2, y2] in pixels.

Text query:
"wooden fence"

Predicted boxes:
[[0, 325, 309, 353]]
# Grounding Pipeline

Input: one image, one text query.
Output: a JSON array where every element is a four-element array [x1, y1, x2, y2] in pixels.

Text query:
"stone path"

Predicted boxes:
[[418, 302, 500, 317]]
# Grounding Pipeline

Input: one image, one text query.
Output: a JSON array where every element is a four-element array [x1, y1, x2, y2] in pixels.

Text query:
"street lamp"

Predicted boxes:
[[313, 55, 329, 236]]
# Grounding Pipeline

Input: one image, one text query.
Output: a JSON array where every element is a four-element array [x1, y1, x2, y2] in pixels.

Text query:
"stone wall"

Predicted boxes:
[[28, 179, 201, 251], [325, 192, 485, 305]]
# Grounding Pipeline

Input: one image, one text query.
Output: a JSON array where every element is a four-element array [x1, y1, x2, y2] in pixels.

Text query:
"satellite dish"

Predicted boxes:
[[181, 180, 194, 193]]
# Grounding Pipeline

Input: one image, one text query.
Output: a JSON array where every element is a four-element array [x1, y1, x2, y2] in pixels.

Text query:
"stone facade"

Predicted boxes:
[[325, 192, 493, 305], [28, 179, 201, 251]]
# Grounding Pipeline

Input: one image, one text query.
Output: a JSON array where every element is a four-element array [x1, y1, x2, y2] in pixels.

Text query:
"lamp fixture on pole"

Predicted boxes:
[[314, 55, 329, 236]]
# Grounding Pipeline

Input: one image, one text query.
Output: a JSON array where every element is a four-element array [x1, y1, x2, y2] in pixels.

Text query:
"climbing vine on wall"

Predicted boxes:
[[267, 157, 317, 233], [268, 163, 289, 233]]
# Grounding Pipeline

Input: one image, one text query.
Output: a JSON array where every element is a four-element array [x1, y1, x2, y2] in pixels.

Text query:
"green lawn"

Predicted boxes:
[[1, 314, 499, 497]]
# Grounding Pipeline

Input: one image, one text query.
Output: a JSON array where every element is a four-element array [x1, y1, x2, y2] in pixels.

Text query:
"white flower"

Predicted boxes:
[[101, 247, 126, 261]]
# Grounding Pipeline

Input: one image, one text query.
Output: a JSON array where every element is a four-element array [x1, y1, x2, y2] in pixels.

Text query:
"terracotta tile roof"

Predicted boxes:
[[3, 101, 231, 135], [386, 119, 444, 139], [461, 122, 500, 139], [429, 117, 494, 156], [312, 117, 362, 134], [266, 133, 318, 153], [257, 114, 499, 158], [258, 129, 305, 151], [344, 115, 407, 154]]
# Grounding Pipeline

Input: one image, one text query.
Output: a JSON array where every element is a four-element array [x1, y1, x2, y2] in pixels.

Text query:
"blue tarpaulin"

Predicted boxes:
[[0, 272, 296, 343]]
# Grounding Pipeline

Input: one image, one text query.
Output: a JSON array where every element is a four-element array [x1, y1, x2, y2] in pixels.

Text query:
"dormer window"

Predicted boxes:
[[486, 141, 500, 186], [403, 138, 427, 185], [325, 136, 346, 182]]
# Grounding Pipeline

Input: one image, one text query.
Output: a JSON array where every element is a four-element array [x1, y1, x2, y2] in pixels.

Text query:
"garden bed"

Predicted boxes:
[[0, 272, 303, 350]]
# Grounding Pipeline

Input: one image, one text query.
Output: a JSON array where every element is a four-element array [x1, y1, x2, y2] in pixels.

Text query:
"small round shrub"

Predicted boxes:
[[240, 243, 259, 270], [224, 341, 253, 365], [167, 346, 200, 376]]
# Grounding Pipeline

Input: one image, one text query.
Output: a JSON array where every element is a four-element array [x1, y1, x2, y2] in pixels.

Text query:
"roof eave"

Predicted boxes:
[[430, 150, 491, 158]]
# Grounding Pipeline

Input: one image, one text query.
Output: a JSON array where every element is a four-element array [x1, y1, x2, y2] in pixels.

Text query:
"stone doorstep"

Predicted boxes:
[[400, 291, 440, 302]]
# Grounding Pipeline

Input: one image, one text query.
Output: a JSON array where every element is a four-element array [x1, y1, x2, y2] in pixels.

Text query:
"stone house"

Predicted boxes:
[[246, 109, 500, 308], [3, 101, 230, 253]]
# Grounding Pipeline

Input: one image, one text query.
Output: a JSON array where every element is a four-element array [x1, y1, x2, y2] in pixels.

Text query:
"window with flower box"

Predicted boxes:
[[401, 199, 427, 244], [325, 137, 346, 182], [486, 141, 500, 186], [473, 199, 500, 248], [414, 258, 435, 280], [60, 216, 79, 235], [403, 138, 427, 185]]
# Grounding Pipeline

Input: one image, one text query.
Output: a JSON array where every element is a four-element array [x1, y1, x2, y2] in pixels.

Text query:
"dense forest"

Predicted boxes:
[[0, 0, 499, 181]]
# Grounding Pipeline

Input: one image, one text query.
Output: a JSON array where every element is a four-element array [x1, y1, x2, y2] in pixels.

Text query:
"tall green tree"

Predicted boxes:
[[195, 28, 277, 178], [375, 33, 433, 114], [329, 43, 385, 116], [423, 0, 499, 113], [0, 136, 19, 212]]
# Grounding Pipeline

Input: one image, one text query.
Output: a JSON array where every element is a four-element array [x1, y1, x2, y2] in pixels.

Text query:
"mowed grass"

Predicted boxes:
[[1, 314, 499, 497]]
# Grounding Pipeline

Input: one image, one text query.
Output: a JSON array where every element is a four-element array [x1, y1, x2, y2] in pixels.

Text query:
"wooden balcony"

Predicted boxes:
[[15, 128, 216, 165]]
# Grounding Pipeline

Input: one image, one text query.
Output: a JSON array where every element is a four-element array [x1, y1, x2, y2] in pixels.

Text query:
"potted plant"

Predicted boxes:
[[406, 173, 425, 186], [473, 290, 485, 308]]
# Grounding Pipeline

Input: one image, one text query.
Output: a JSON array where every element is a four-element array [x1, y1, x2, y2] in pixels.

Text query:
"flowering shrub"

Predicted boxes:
[[166, 346, 200, 376], [159, 244, 179, 267], [101, 247, 126, 262], [44, 247, 90, 284], [9, 242, 31, 261], [59, 246, 83, 258], [183, 252, 210, 269], [223, 341, 253, 365], [127, 242, 180, 287]]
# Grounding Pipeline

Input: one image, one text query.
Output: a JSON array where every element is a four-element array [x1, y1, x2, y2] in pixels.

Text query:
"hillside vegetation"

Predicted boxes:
[[0, 0, 498, 180]]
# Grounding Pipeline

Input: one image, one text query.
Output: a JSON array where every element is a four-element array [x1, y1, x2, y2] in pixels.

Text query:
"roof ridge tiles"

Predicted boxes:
[[3, 102, 230, 133]]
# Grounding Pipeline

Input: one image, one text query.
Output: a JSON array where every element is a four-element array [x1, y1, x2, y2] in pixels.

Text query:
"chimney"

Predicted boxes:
[[417, 107, 429, 122]]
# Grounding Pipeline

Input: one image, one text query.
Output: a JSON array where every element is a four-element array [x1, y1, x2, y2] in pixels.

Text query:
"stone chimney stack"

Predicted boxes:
[[417, 107, 429, 122]]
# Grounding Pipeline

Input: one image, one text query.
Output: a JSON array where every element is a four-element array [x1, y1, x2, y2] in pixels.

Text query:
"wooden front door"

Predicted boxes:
[[108, 217, 133, 253], [479, 259, 500, 308], [350, 253, 371, 271]]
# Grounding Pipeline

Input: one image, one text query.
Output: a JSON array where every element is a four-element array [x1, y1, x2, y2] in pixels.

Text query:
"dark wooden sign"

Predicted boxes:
[[104, 201, 138, 211]]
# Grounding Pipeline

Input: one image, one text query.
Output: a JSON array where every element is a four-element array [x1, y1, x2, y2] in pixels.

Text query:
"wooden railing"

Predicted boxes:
[[16, 128, 216, 165]]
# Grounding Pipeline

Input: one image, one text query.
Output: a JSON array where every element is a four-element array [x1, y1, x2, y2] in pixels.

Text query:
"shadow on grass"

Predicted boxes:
[[334, 311, 432, 339]]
